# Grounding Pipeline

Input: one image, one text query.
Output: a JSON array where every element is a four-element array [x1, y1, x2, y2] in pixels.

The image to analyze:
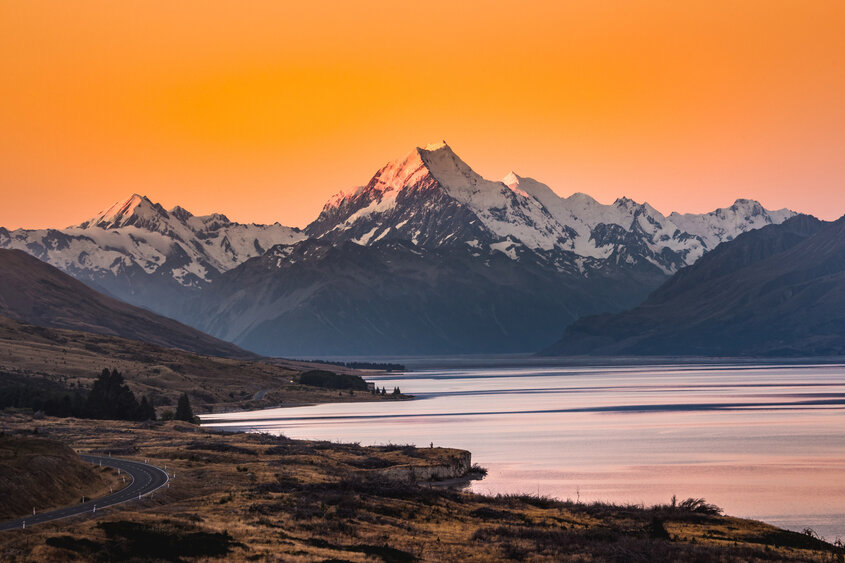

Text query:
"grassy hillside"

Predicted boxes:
[[0, 248, 251, 359], [0, 315, 400, 413], [0, 435, 120, 520], [1, 415, 841, 562]]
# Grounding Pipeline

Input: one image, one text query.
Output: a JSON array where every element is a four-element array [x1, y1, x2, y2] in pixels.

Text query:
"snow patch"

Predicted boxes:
[[353, 226, 380, 246]]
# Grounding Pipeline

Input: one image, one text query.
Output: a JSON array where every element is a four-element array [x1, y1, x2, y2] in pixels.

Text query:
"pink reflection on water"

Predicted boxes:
[[203, 362, 845, 540]]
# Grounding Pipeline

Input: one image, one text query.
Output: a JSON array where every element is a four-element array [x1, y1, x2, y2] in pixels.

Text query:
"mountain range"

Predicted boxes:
[[0, 143, 796, 355], [0, 196, 303, 317], [544, 214, 845, 356]]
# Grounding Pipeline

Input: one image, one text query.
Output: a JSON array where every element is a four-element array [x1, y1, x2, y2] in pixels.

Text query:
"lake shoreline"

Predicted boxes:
[[2, 414, 843, 561], [202, 361, 845, 540]]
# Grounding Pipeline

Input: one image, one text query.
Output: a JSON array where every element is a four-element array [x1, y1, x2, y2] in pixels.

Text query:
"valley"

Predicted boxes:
[[5, 2, 844, 560]]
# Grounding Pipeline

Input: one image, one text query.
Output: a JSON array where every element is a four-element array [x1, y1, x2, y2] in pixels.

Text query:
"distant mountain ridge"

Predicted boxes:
[[543, 214, 845, 357], [182, 238, 641, 355], [0, 196, 303, 315], [0, 142, 798, 355]]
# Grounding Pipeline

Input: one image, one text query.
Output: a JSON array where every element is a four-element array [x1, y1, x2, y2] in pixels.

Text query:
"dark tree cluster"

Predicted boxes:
[[373, 386, 402, 395], [0, 369, 156, 421], [299, 370, 368, 390], [174, 393, 195, 422], [0, 372, 86, 417], [86, 369, 156, 421], [294, 359, 406, 372]]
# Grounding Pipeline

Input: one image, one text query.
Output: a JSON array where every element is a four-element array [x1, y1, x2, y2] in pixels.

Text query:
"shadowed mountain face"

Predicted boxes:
[[182, 239, 656, 356], [544, 214, 845, 357], [0, 249, 253, 358]]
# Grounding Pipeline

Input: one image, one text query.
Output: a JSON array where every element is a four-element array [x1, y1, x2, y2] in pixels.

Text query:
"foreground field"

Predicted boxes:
[[0, 414, 842, 562]]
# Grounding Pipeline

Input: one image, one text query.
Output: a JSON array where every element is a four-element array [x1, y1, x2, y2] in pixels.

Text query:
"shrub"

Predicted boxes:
[[676, 498, 722, 515], [299, 370, 367, 390]]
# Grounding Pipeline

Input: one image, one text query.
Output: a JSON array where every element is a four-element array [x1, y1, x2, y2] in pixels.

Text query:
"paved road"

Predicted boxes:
[[0, 454, 169, 531]]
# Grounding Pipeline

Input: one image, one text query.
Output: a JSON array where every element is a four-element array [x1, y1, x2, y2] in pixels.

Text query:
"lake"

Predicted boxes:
[[201, 359, 845, 540]]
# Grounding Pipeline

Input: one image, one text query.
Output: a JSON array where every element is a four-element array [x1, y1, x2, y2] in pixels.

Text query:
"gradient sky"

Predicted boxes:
[[1, 1, 844, 229]]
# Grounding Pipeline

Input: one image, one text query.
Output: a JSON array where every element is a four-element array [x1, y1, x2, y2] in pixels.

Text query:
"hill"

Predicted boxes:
[[0, 249, 251, 359], [544, 214, 845, 356], [0, 314, 388, 412], [0, 436, 116, 521]]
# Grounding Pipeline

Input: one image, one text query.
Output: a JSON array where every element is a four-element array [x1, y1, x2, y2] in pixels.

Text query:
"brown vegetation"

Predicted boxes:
[[0, 248, 250, 359], [0, 435, 122, 520], [0, 414, 842, 562], [0, 315, 403, 413]]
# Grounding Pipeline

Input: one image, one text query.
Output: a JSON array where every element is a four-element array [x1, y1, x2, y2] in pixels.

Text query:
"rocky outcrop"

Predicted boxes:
[[368, 450, 471, 484]]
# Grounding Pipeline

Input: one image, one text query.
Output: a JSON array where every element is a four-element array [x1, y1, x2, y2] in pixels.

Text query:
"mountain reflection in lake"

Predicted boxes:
[[202, 361, 845, 540]]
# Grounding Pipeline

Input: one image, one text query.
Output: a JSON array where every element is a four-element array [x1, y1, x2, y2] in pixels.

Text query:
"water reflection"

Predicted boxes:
[[202, 362, 845, 540]]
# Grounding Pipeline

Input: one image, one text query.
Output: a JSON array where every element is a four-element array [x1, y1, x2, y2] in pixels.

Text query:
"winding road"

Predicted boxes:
[[0, 454, 169, 531]]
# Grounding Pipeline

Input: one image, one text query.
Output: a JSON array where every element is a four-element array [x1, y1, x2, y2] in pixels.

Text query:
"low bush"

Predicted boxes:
[[299, 370, 368, 391]]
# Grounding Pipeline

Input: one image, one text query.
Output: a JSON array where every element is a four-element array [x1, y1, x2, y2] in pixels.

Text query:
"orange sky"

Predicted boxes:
[[1, 1, 844, 229]]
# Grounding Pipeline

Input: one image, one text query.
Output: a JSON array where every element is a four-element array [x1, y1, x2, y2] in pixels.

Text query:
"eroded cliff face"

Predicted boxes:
[[368, 450, 472, 484]]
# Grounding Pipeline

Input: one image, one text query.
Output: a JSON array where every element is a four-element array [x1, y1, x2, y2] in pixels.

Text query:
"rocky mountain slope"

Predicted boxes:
[[0, 196, 303, 315], [183, 239, 644, 355], [308, 142, 793, 276], [543, 214, 845, 356]]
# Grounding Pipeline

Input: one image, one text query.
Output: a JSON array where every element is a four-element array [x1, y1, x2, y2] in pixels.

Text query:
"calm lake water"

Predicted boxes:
[[201, 360, 845, 540]]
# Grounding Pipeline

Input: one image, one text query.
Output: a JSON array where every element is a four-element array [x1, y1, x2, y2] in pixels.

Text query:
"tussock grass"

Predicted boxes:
[[0, 435, 124, 520], [1, 414, 843, 562]]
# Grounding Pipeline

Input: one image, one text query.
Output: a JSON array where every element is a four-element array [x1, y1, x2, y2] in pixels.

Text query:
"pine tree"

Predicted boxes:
[[136, 395, 156, 421], [175, 393, 194, 422], [86, 369, 139, 420]]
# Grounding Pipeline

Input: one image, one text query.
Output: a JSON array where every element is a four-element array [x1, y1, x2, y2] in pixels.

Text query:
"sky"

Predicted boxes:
[[1, 1, 844, 229]]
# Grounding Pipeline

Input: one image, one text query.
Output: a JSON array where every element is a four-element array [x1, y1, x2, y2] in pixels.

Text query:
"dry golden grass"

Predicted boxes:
[[0, 315, 404, 413], [1, 414, 843, 562], [0, 435, 127, 521]]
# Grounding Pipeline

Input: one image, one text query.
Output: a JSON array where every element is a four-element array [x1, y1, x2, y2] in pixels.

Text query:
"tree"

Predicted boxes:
[[175, 393, 194, 422], [86, 369, 139, 420], [136, 395, 156, 421]]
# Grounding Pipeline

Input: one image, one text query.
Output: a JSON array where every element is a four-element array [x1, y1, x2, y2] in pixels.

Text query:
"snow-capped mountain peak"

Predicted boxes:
[[667, 198, 795, 249], [307, 142, 571, 250], [3, 194, 304, 295], [416, 142, 486, 193], [79, 194, 166, 230], [0, 143, 797, 320], [307, 143, 796, 274], [169, 205, 194, 222]]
